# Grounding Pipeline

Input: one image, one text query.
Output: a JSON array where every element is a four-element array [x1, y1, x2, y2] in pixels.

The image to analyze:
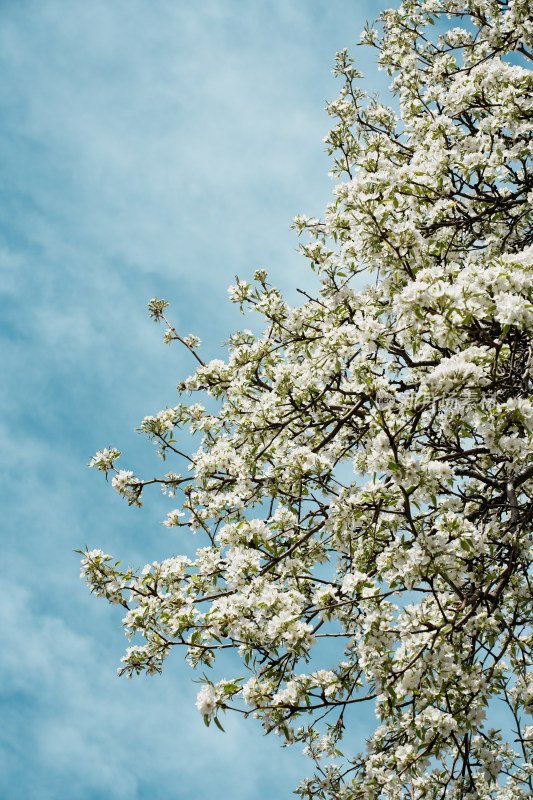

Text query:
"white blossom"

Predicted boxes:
[[81, 3, 533, 799]]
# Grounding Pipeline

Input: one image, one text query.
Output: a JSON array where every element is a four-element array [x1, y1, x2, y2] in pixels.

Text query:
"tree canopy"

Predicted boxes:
[[81, 1, 533, 798]]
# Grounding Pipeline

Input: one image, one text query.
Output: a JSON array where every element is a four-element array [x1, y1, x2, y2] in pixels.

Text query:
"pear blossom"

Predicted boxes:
[[80, 1, 533, 798]]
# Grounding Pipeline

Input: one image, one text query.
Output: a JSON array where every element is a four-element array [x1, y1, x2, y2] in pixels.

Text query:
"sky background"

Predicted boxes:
[[0, 2, 392, 798]]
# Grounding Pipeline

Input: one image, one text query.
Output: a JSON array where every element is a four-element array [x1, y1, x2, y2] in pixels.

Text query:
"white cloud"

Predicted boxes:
[[0, 1, 392, 797]]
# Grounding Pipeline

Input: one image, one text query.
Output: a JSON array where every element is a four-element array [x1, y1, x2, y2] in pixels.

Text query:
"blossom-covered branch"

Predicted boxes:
[[81, 2, 533, 798]]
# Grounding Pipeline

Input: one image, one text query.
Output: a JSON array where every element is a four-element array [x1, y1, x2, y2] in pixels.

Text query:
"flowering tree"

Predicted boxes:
[[81, 1, 533, 798]]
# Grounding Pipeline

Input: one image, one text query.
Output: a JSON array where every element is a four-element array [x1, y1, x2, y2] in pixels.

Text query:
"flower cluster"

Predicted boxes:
[[81, 2, 533, 799]]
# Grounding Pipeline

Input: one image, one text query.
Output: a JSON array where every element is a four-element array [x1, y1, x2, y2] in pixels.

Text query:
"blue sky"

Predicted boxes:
[[0, 2, 391, 798]]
